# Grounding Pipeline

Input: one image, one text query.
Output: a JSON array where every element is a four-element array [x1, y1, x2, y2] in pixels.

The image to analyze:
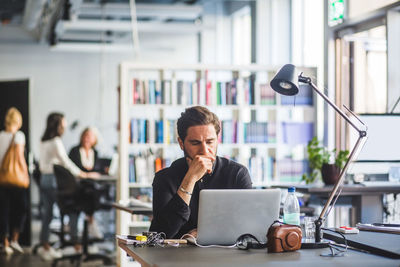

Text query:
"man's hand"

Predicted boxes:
[[178, 148, 215, 205], [186, 228, 198, 238], [185, 153, 215, 182]]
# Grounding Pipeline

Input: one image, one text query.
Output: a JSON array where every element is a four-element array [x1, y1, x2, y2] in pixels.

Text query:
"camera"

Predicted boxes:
[[266, 222, 302, 253]]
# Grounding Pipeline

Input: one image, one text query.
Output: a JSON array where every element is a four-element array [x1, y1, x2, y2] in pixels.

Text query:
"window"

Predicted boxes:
[[232, 6, 251, 65], [346, 25, 387, 113]]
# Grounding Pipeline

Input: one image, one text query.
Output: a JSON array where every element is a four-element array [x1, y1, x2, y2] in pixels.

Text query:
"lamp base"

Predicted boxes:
[[301, 240, 330, 249]]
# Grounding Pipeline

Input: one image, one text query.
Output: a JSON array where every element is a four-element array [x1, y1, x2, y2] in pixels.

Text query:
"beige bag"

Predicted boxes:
[[0, 135, 29, 188]]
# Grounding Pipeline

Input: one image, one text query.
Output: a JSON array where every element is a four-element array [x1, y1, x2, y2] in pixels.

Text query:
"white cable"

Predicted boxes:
[[180, 234, 237, 249], [129, 0, 140, 57]]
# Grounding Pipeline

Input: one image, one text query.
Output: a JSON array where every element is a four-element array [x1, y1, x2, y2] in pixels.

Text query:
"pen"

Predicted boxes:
[[126, 235, 148, 241], [372, 223, 400, 227]]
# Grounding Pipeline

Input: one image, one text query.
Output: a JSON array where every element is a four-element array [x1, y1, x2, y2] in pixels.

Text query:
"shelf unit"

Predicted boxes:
[[117, 62, 317, 265]]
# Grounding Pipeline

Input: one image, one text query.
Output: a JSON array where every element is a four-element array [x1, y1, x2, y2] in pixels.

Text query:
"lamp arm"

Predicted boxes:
[[305, 79, 367, 219], [299, 75, 367, 243]]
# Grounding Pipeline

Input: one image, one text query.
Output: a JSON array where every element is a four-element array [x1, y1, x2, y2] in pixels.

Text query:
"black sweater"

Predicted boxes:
[[149, 156, 252, 238], [68, 145, 99, 172]]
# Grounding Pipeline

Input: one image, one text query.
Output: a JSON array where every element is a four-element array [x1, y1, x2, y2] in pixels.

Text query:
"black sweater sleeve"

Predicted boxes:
[[149, 172, 190, 238], [235, 165, 253, 189]]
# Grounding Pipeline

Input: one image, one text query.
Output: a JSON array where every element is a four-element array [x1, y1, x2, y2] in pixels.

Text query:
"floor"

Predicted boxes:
[[0, 215, 118, 267]]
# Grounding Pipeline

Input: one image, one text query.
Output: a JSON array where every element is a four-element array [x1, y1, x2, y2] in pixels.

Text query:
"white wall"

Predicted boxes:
[[0, 26, 198, 158]]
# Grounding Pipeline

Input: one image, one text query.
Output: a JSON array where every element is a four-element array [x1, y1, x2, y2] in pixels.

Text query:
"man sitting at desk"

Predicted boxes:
[[149, 106, 252, 239]]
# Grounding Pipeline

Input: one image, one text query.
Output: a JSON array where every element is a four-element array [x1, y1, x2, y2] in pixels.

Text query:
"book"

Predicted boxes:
[[356, 223, 400, 234]]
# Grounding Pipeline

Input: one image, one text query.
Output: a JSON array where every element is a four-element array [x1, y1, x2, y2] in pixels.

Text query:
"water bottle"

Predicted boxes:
[[283, 187, 300, 225]]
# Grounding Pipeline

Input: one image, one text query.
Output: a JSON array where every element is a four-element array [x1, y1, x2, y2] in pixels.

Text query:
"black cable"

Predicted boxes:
[[320, 228, 348, 257], [144, 232, 166, 247]]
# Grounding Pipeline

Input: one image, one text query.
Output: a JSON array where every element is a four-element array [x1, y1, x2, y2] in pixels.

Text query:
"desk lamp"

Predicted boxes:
[[270, 64, 367, 248]]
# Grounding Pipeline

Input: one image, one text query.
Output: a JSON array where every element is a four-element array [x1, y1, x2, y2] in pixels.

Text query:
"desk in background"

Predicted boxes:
[[112, 203, 153, 216], [273, 184, 400, 225], [118, 241, 400, 267]]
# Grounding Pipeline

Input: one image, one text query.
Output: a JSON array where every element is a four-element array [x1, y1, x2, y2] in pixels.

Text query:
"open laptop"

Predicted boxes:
[[196, 189, 281, 245]]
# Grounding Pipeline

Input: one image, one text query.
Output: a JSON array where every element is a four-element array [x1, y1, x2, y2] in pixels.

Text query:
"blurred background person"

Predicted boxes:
[[69, 127, 105, 239], [69, 127, 101, 173], [0, 107, 29, 255], [38, 113, 98, 261]]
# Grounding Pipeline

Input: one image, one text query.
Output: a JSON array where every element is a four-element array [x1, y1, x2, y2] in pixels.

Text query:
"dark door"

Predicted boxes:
[[0, 79, 31, 246]]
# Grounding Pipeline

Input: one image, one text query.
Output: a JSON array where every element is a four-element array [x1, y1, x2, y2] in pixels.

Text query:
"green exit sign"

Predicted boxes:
[[328, 0, 345, 26]]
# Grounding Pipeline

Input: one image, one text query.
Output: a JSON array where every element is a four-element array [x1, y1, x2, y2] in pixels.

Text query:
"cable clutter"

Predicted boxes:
[[117, 224, 348, 258]]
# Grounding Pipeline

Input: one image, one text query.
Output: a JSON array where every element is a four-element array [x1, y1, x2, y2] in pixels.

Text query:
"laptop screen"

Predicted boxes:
[[196, 189, 281, 245]]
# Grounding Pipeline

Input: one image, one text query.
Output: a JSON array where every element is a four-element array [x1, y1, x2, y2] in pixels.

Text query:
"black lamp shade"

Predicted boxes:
[[270, 64, 299, 96]]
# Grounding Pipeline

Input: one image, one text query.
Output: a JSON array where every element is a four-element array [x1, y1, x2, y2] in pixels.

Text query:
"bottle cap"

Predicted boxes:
[[288, 187, 296, 192]]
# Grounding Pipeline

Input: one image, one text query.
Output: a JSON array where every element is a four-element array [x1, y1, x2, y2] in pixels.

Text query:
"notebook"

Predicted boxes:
[[196, 189, 281, 245]]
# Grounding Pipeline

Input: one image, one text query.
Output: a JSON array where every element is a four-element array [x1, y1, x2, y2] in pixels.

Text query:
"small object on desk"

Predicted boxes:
[[131, 235, 148, 242], [163, 239, 188, 244], [116, 235, 147, 245], [142, 231, 158, 237], [336, 226, 359, 234], [266, 222, 302, 253], [356, 223, 400, 234]]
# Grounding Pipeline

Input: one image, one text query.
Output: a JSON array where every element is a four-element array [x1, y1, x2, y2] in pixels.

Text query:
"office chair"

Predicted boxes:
[[52, 165, 113, 267]]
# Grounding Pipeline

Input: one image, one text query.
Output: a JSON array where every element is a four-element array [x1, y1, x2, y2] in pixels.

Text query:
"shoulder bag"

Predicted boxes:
[[0, 134, 29, 188]]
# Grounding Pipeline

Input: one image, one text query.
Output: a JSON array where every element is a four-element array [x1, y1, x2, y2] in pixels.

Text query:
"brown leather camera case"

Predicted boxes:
[[266, 223, 302, 253]]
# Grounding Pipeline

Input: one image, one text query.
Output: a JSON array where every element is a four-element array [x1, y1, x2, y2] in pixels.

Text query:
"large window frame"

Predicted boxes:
[[325, 1, 400, 151]]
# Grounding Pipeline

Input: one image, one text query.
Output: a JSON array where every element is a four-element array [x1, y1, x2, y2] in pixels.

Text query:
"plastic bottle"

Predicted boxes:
[[283, 187, 300, 225]]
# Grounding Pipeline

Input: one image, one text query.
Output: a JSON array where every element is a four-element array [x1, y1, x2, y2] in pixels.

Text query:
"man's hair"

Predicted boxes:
[[4, 107, 22, 129], [177, 106, 220, 141]]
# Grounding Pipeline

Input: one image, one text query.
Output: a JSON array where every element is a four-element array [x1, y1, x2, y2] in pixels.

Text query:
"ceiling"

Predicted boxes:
[[2, 0, 205, 50]]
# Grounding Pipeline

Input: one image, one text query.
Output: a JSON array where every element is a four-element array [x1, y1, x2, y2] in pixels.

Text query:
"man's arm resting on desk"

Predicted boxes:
[[149, 174, 191, 239]]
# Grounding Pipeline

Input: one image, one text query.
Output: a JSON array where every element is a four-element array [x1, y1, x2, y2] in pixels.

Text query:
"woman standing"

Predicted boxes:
[[0, 107, 28, 255], [38, 112, 97, 261]]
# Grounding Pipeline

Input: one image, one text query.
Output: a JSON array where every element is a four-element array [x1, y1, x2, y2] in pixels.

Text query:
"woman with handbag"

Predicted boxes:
[[0, 107, 29, 255], [38, 112, 99, 261]]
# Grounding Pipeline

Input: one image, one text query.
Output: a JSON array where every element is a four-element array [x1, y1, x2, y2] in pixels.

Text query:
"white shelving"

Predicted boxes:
[[117, 63, 317, 265], [128, 221, 151, 228]]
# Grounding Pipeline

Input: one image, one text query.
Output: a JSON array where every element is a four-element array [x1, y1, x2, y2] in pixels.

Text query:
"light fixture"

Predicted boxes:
[[270, 64, 368, 248]]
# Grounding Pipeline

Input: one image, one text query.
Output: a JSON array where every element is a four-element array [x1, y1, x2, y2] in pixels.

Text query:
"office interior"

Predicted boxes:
[[0, 0, 400, 266]]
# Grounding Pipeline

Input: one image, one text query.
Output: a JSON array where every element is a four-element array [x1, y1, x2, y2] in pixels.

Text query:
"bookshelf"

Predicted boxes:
[[117, 63, 317, 265]]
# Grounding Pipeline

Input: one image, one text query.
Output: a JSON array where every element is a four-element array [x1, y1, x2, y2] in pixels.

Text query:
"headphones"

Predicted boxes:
[[236, 233, 267, 250]]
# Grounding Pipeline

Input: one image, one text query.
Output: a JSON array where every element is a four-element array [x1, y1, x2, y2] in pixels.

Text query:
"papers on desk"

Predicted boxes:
[[128, 198, 152, 209], [116, 235, 147, 245], [356, 223, 400, 234]]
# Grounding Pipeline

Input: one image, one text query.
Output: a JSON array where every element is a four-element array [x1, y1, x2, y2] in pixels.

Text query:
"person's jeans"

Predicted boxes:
[[39, 174, 57, 244], [40, 173, 81, 244]]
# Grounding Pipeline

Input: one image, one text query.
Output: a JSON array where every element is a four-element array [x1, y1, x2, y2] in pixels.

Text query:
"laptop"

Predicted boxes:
[[94, 158, 112, 174], [196, 189, 281, 245]]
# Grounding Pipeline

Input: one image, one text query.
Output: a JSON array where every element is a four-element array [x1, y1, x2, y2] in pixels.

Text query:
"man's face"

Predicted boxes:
[[178, 124, 218, 160]]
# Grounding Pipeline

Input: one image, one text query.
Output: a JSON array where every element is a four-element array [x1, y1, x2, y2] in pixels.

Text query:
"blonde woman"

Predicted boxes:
[[0, 107, 28, 255], [69, 127, 104, 239]]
